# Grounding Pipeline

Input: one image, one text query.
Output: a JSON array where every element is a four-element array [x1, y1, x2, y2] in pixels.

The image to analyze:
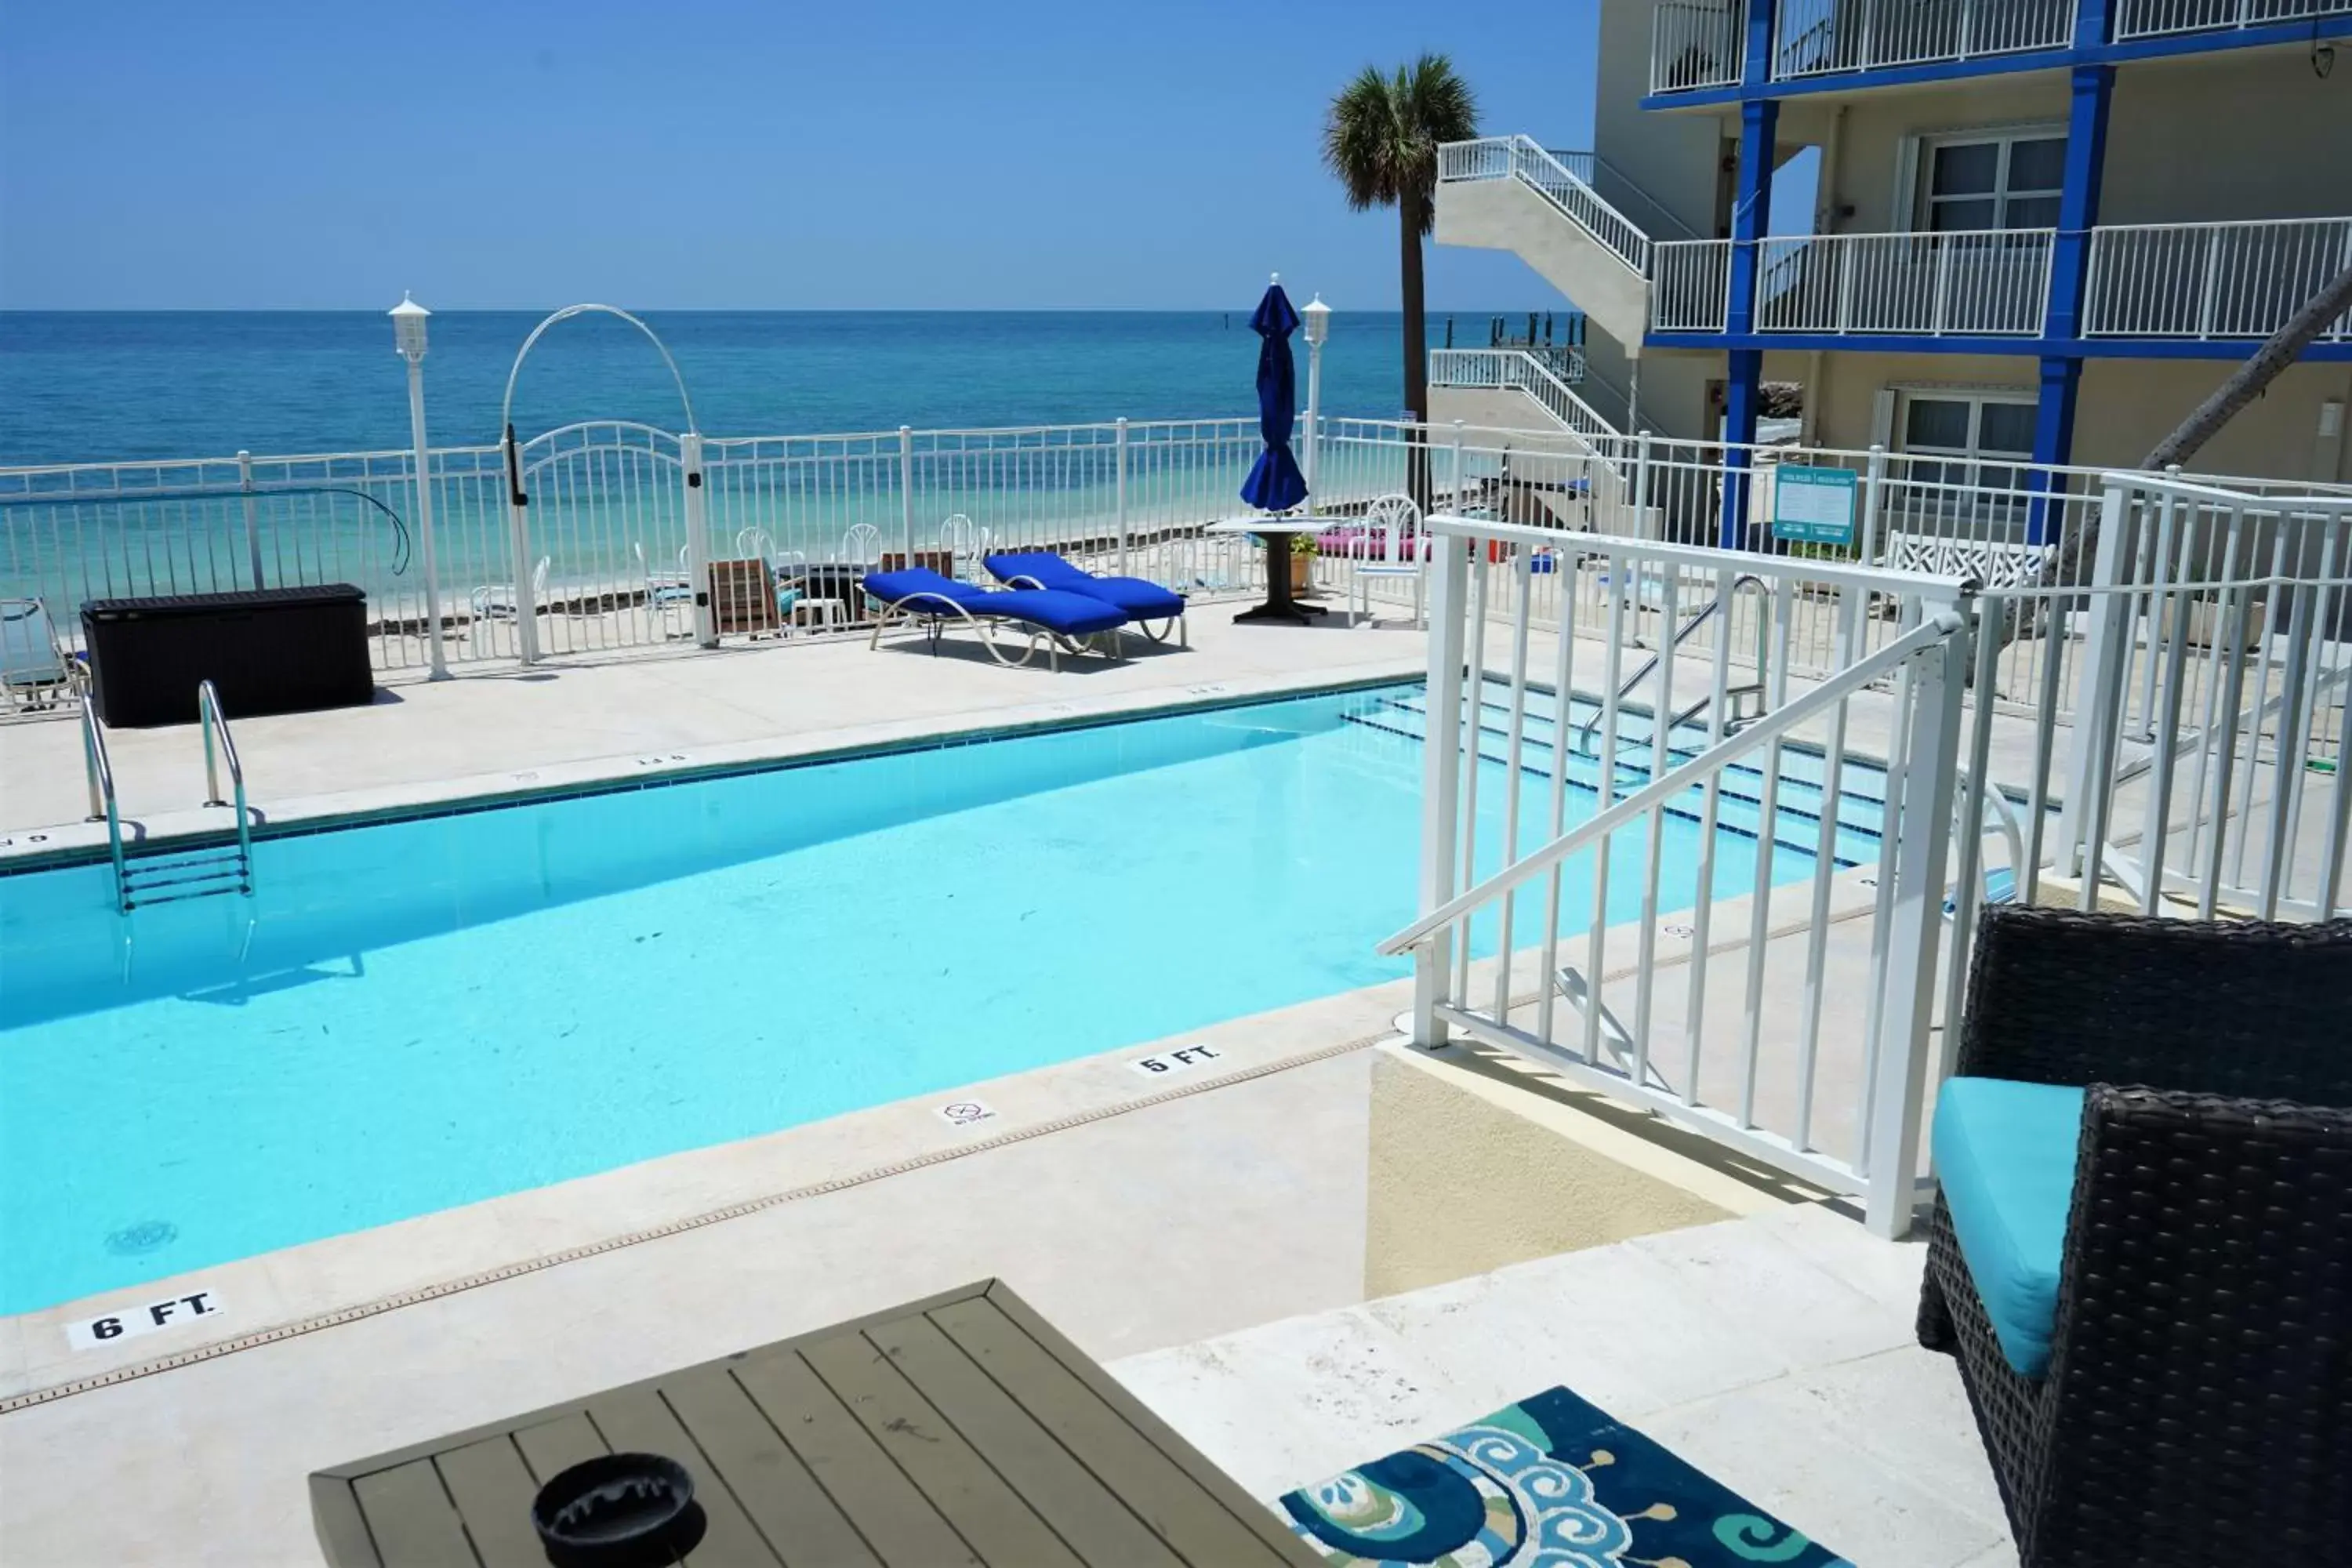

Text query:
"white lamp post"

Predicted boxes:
[[1301, 294, 1331, 499], [389, 293, 449, 679]]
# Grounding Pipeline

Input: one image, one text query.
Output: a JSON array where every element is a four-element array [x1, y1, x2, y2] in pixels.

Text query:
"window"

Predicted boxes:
[[1896, 391, 2039, 502], [1918, 131, 2065, 232]]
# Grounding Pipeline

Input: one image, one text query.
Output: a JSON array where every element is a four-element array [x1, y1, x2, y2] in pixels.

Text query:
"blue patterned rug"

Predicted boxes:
[[1278, 1385, 1850, 1567]]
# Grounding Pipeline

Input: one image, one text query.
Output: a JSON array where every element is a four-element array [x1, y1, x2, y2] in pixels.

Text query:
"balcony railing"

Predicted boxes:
[[1652, 240, 1734, 331], [2114, 0, 2352, 38], [1438, 136, 1654, 276], [1773, 0, 2078, 76], [2085, 218, 2352, 342], [1650, 1, 1745, 93], [1757, 230, 2056, 335]]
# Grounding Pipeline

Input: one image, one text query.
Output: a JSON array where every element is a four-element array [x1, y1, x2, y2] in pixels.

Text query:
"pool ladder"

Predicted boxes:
[[82, 681, 256, 913]]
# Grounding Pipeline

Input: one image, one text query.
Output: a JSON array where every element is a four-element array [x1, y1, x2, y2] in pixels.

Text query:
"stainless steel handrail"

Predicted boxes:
[[197, 679, 252, 890], [81, 699, 128, 909], [1578, 572, 1771, 749]]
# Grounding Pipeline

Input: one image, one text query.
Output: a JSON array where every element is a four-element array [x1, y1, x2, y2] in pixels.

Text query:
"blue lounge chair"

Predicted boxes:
[[863, 567, 1127, 670], [983, 552, 1188, 647]]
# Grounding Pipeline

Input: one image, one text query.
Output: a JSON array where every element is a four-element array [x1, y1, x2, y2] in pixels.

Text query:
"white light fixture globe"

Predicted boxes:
[[389, 292, 430, 361], [1301, 294, 1332, 346]]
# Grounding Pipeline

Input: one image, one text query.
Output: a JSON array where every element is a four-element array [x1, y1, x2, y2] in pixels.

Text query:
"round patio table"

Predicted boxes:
[[1207, 515, 1343, 626]]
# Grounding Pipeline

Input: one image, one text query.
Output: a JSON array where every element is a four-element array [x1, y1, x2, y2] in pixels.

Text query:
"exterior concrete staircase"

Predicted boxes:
[[1435, 137, 1670, 350]]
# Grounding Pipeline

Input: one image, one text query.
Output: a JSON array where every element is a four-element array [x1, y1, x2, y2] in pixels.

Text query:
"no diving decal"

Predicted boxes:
[[67, 1290, 225, 1352], [1131, 1044, 1224, 1078]]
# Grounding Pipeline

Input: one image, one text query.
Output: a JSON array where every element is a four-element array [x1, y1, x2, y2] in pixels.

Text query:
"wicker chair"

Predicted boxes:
[[1918, 905, 2352, 1566]]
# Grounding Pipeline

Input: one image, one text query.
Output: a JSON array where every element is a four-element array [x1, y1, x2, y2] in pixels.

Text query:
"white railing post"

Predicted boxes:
[[400, 361, 448, 680], [1115, 417, 1131, 575], [898, 426, 916, 563], [1633, 430, 1653, 539], [1413, 525, 1471, 1049], [681, 430, 716, 648], [1863, 592, 1969, 1239], [237, 450, 264, 590], [502, 426, 540, 666], [2058, 477, 2136, 877], [1860, 444, 1888, 564]]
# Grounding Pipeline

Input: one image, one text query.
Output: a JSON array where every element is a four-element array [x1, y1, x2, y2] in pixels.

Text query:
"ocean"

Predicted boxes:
[[0, 310, 1529, 467]]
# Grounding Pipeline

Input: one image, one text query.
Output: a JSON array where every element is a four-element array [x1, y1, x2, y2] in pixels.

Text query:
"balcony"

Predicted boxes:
[[2085, 218, 2352, 342], [1646, 0, 2350, 96], [1757, 230, 2056, 336], [1645, 217, 2350, 350], [2114, 0, 2352, 36]]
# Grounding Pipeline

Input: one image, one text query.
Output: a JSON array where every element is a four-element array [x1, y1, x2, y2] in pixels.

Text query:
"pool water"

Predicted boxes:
[[0, 682, 1882, 1313]]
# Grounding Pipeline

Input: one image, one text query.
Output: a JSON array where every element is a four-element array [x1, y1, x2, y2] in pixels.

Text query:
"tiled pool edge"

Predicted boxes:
[[0, 1020, 1393, 1415], [0, 658, 1426, 871]]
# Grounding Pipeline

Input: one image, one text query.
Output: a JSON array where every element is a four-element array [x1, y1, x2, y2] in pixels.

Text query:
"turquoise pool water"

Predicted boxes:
[[0, 682, 1882, 1313]]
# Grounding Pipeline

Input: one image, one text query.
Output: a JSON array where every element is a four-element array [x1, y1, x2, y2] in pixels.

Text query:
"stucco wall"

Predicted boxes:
[[1791, 350, 2352, 484], [2102, 51, 2352, 225], [1363, 1045, 1766, 1298], [1595, 0, 1732, 238]]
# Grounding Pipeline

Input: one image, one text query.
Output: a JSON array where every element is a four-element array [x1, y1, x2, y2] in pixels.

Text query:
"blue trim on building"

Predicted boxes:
[[1639, 11, 2352, 111]]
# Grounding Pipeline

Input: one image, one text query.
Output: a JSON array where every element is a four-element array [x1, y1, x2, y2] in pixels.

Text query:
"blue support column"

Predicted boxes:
[[2029, 60, 2111, 543], [1721, 91, 1778, 549]]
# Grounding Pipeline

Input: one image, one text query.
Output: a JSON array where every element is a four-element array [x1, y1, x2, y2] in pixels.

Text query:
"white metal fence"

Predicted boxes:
[[2113, 0, 2352, 38], [1770, 0, 2076, 76], [1653, 241, 1734, 332], [1650, 0, 1745, 91], [1380, 512, 1972, 1236], [1437, 137, 1654, 278], [1756, 230, 2056, 336], [2085, 219, 2352, 342]]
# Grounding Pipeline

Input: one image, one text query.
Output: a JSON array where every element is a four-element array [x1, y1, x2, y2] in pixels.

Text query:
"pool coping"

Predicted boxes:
[[0, 659, 1427, 873], [0, 973, 1417, 1412]]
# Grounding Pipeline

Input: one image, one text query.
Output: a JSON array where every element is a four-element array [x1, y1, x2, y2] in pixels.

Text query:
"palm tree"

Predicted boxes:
[[1324, 55, 1479, 505]]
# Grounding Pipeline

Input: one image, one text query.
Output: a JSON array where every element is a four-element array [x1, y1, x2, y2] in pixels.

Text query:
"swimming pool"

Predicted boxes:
[[0, 681, 1884, 1313]]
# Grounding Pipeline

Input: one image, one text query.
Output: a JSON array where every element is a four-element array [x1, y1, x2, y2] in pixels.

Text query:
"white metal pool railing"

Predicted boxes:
[[2044, 473, 2352, 922], [2084, 219, 2352, 343], [1379, 510, 1972, 1238], [1437, 137, 1654, 278]]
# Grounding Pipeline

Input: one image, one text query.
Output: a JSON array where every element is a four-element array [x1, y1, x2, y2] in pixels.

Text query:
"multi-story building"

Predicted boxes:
[[1432, 0, 2352, 497]]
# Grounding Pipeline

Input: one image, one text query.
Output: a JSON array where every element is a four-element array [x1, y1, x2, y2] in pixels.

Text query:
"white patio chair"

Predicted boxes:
[[1350, 493, 1428, 628], [1, 597, 85, 713], [470, 557, 550, 622], [937, 514, 991, 582], [634, 541, 694, 638], [840, 523, 883, 566]]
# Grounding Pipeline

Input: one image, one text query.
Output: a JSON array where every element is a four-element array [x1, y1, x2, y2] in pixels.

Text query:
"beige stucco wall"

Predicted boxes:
[[1364, 1044, 1787, 1298], [1595, 0, 1732, 239], [2074, 359, 2352, 483], [2102, 50, 2352, 225], [1791, 350, 2352, 485]]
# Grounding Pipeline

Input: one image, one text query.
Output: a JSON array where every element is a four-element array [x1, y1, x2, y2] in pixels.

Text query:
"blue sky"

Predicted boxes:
[[2, 0, 1619, 311]]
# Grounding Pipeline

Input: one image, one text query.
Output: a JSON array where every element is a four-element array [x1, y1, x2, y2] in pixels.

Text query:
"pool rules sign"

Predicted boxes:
[[67, 1289, 223, 1352], [1770, 464, 1858, 548]]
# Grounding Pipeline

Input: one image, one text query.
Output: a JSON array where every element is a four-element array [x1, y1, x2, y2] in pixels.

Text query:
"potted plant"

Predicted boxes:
[[1290, 532, 1319, 596]]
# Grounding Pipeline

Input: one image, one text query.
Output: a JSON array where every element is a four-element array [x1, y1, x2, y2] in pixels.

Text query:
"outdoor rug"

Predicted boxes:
[[1277, 1385, 1851, 1567]]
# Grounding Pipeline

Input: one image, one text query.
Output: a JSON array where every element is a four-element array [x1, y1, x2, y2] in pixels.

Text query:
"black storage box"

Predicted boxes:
[[82, 584, 374, 728]]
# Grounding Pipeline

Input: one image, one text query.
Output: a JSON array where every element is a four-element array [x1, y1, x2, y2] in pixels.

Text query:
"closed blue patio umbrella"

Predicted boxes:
[[1240, 278, 1308, 513]]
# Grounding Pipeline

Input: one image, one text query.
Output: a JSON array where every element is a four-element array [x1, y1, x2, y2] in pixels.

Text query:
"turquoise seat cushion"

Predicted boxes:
[[1933, 1076, 2086, 1380]]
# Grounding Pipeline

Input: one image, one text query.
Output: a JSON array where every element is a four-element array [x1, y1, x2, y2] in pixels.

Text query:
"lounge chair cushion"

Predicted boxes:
[[864, 568, 1127, 637], [1933, 1075, 2085, 1380], [983, 552, 1186, 619]]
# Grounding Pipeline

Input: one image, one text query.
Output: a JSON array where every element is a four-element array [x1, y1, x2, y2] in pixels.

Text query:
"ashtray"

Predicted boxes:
[[530, 1452, 706, 1567]]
